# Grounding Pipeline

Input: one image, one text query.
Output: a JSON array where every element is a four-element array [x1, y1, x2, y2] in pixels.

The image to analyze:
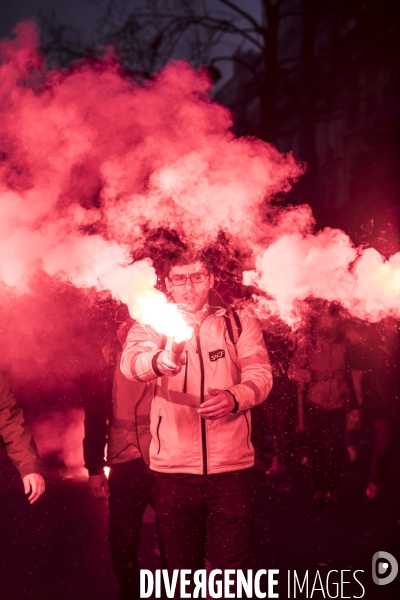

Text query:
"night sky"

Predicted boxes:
[[0, 0, 99, 43], [0, 0, 261, 87]]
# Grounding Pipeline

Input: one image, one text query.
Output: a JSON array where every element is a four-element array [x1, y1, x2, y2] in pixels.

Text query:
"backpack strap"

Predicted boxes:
[[232, 309, 242, 339], [224, 309, 242, 346]]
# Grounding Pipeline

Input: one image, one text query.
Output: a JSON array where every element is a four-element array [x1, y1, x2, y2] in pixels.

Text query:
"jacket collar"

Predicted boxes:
[[205, 289, 227, 316], [179, 289, 227, 326]]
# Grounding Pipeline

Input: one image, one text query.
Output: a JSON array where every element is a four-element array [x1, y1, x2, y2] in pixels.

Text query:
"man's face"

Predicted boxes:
[[166, 261, 214, 313]]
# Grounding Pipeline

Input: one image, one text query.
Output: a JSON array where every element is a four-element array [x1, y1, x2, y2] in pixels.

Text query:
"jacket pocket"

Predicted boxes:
[[244, 410, 251, 449], [156, 416, 162, 455]]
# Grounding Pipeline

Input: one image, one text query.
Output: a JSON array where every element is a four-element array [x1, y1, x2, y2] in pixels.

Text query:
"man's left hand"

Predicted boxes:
[[88, 473, 110, 500], [198, 388, 235, 420]]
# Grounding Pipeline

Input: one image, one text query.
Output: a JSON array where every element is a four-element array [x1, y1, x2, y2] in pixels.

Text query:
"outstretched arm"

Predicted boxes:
[[121, 323, 182, 381]]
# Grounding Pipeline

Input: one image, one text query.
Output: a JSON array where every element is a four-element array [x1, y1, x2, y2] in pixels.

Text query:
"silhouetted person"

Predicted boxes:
[[289, 306, 353, 507], [263, 325, 297, 481], [83, 311, 164, 600]]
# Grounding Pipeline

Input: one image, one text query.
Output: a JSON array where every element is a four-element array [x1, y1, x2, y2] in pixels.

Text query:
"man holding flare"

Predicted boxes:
[[120, 248, 272, 580]]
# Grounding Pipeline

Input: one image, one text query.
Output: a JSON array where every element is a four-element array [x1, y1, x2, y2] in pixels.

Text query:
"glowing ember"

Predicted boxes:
[[108, 258, 193, 341], [104, 466, 110, 479], [125, 288, 193, 343]]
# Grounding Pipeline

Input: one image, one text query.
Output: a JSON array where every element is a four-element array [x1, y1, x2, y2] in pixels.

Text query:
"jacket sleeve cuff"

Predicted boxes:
[[151, 351, 163, 377], [226, 390, 239, 414], [128, 350, 163, 381], [87, 467, 106, 477], [19, 463, 46, 479]]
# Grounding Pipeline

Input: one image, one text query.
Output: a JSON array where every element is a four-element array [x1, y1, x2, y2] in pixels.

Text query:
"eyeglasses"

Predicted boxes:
[[168, 273, 208, 286]]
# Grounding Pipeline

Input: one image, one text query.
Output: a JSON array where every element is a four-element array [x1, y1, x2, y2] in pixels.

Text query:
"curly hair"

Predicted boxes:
[[163, 247, 213, 277]]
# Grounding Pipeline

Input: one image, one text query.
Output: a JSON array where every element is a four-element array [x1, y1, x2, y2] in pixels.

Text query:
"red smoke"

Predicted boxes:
[[32, 409, 86, 479], [0, 22, 300, 294], [245, 214, 400, 326], [0, 19, 399, 387]]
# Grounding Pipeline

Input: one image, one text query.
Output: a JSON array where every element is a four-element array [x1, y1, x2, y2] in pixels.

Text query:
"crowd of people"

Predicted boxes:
[[1, 244, 399, 599], [265, 304, 400, 508]]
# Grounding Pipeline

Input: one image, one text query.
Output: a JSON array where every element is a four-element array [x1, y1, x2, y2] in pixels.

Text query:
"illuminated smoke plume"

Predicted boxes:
[[0, 20, 399, 367], [0, 23, 300, 297], [245, 221, 400, 325], [0, 22, 305, 356]]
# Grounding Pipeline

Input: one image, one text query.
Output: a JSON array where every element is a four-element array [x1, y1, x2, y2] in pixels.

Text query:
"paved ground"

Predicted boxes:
[[1, 446, 399, 600]]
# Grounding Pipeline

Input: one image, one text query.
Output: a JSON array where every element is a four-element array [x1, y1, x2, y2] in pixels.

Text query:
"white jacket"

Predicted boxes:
[[120, 299, 272, 475]]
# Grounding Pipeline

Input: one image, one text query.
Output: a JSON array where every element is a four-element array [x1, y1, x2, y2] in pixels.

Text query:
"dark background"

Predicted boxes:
[[0, 2, 399, 599], [1, 1, 399, 251]]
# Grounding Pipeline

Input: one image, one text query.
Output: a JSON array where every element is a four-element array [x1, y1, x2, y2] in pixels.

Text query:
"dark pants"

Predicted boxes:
[[108, 458, 150, 600], [151, 469, 254, 578], [304, 402, 346, 493], [370, 418, 393, 486], [265, 376, 298, 466]]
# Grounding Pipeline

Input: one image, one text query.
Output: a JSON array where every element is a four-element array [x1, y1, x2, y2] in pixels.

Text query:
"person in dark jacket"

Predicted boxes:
[[289, 305, 355, 507], [83, 316, 159, 600], [348, 318, 400, 499], [0, 371, 45, 503]]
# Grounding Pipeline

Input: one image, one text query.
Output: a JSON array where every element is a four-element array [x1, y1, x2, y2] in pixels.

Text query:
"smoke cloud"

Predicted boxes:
[[0, 22, 301, 294], [32, 409, 86, 478], [0, 19, 399, 391], [245, 225, 400, 326], [0, 22, 304, 372]]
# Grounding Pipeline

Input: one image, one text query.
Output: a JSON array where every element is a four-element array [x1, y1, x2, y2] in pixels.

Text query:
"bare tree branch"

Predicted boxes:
[[216, 0, 265, 34], [211, 55, 263, 92]]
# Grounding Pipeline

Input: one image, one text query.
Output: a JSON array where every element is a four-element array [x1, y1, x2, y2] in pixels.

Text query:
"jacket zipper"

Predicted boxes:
[[196, 331, 207, 475], [244, 410, 251, 449], [183, 351, 188, 393], [156, 416, 162, 454]]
